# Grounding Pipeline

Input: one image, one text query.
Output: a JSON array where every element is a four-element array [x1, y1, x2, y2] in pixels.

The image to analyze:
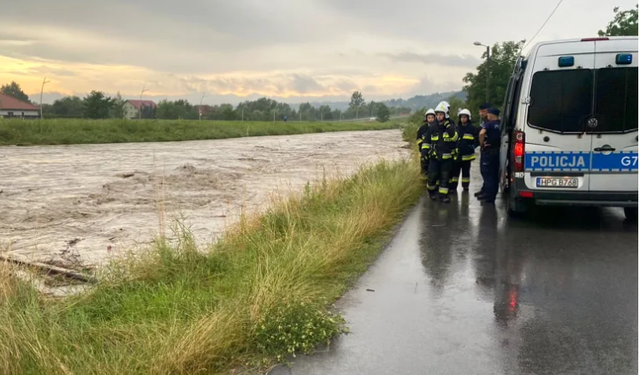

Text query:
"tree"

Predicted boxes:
[[599, 5, 638, 36], [366, 100, 378, 118], [111, 92, 126, 119], [82, 91, 115, 119], [349, 91, 365, 119], [463, 40, 525, 113], [140, 104, 156, 119], [318, 105, 332, 121], [51, 96, 83, 118], [1, 81, 30, 103], [376, 103, 391, 122]]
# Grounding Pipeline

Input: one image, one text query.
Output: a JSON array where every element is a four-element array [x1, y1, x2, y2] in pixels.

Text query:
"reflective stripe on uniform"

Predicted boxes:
[[442, 153, 452, 159], [439, 187, 449, 194], [416, 139, 422, 144], [462, 178, 471, 183], [427, 184, 437, 191], [450, 177, 459, 182], [443, 133, 459, 142], [463, 134, 475, 140], [462, 155, 476, 161], [431, 136, 439, 141], [422, 143, 430, 150]]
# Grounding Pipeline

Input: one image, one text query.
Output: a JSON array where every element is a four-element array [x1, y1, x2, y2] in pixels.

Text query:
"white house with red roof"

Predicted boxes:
[[0, 93, 40, 119], [123, 99, 157, 119]]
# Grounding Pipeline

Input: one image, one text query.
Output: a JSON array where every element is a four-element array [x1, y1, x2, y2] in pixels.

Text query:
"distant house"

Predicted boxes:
[[0, 93, 40, 119], [123, 100, 157, 119], [195, 105, 212, 117]]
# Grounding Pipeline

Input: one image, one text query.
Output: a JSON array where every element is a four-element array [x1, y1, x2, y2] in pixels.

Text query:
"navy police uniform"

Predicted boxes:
[[480, 111, 502, 203]]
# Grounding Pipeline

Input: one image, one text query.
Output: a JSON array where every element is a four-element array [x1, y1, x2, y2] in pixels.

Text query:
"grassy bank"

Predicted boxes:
[[0, 157, 422, 374], [0, 119, 402, 146]]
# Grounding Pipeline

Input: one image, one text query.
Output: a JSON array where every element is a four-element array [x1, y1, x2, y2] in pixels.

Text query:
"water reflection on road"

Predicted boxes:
[[271, 183, 638, 375]]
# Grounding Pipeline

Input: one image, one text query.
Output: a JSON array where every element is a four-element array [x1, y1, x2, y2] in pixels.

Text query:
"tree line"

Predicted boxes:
[[1, 83, 409, 122]]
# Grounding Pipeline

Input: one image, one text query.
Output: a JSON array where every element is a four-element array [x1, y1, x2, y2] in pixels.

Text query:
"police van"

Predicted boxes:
[[499, 36, 638, 219]]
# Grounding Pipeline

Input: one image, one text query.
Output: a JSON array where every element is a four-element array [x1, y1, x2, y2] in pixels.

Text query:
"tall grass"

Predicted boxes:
[[0, 158, 423, 374], [0, 119, 402, 146]]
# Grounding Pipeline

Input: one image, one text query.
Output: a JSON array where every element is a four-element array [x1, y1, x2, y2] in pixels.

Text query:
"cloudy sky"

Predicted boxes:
[[0, 0, 635, 104]]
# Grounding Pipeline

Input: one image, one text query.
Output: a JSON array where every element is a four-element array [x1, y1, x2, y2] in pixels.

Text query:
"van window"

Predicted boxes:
[[528, 70, 593, 133], [593, 67, 638, 133]]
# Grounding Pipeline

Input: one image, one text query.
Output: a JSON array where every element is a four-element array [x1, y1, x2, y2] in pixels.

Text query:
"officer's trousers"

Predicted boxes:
[[450, 160, 472, 191], [480, 150, 500, 202], [427, 158, 453, 199], [479, 153, 487, 194]]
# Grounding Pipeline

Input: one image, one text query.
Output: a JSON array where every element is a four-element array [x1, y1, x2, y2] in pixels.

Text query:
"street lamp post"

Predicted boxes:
[[199, 93, 206, 121], [139, 85, 148, 120], [40, 77, 50, 120], [474, 42, 491, 103]]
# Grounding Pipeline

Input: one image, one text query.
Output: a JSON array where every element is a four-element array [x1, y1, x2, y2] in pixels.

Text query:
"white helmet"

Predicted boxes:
[[458, 108, 472, 120], [425, 108, 436, 117], [434, 101, 450, 118]]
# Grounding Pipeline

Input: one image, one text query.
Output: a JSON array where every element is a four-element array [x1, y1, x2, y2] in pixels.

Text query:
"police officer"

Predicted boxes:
[[450, 109, 478, 192], [478, 107, 501, 205], [426, 101, 458, 203], [475, 103, 492, 198], [417, 109, 436, 181]]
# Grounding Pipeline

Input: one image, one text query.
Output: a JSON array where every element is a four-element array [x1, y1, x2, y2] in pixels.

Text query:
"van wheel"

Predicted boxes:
[[507, 196, 527, 219], [624, 207, 638, 221]]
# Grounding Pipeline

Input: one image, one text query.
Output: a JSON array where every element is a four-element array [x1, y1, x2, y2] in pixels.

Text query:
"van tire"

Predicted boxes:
[[624, 207, 638, 221], [507, 195, 527, 219]]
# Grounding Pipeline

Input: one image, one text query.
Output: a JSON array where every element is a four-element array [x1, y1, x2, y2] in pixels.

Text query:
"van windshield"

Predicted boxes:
[[593, 67, 638, 133], [527, 70, 592, 133]]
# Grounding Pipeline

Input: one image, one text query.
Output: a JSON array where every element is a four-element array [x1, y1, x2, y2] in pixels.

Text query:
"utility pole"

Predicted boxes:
[[139, 85, 148, 120], [241, 106, 244, 121], [40, 77, 50, 120], [199, 93, 206, 121]]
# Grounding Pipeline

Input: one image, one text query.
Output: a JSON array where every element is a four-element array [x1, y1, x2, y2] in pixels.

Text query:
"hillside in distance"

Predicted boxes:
[[303, 90, 467, 111]]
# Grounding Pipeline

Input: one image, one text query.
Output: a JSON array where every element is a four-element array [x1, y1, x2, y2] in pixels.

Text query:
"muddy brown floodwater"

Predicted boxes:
[[0, 129, 409, 268]]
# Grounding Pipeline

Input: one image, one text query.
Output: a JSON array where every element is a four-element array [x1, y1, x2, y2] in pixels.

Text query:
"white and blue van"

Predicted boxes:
[[499, 36, 638, 219]]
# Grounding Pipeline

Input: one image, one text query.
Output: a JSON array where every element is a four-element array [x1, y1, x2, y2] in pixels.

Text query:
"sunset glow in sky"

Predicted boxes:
[[1, 0, 635, 104]]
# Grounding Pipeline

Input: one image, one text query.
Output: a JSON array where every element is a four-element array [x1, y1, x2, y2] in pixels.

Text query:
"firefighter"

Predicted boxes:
[[426, 101, 458, 203], [418, 109, 436, 180], [450, 109, 478, 192]]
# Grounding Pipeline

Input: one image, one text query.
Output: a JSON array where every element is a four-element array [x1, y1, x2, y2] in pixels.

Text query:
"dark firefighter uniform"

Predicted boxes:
[[450, 122, 479, 191], [416, 121, 430, 180], [426, 118, 458, 203]]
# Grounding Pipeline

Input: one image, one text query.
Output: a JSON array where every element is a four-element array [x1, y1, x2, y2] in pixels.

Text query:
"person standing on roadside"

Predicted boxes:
[[426, 101, 457, 203], [478, 108, 501, 205], [475, 103, 492, 198], [418, 109, 437, 181], [449, 109, 478, 192]]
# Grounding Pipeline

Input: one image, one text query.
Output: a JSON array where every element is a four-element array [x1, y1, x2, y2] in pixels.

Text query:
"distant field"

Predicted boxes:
[[0, 119, 403, 146]]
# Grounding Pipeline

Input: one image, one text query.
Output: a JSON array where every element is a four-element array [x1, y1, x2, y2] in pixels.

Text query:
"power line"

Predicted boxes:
[[521, 0, 566, 53]]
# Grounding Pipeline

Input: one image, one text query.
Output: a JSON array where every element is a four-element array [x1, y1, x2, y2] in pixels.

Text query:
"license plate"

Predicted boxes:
[[536, 177, 579, 188]]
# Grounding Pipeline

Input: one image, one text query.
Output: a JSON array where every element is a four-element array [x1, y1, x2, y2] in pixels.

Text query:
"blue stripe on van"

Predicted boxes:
[[525, 151, 638, 171]]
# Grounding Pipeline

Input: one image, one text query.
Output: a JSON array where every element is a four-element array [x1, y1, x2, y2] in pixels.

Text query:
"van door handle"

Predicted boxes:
[[594, 146, 616, 152]]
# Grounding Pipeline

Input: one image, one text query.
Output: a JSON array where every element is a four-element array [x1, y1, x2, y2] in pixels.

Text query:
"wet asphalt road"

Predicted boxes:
[[270, 175, 638, 375]]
